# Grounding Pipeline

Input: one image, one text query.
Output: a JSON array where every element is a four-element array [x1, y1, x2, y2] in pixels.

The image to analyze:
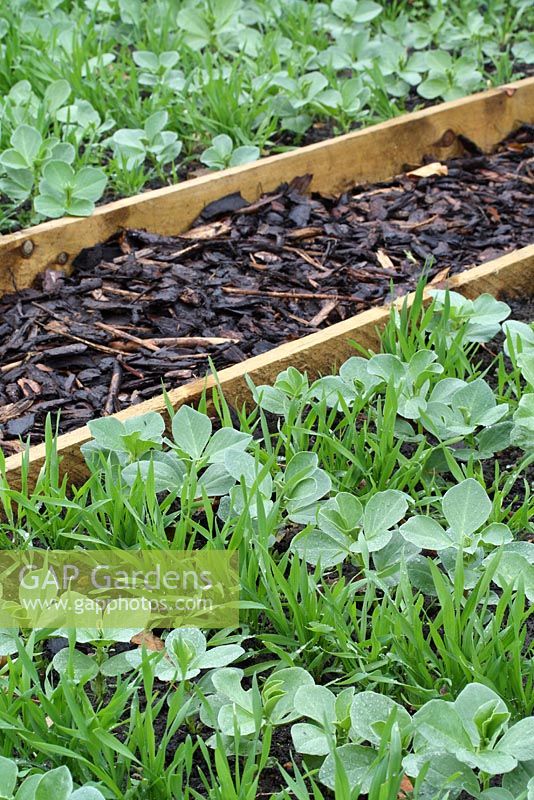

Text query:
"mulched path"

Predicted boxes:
[[0, 126, 532, 451]]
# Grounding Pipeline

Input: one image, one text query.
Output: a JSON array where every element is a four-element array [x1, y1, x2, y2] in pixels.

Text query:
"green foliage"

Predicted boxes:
[[511, 392, 534, 450], [200, 134, 260, 170], [200, 666, 312, 740], [292, 488, 409, 567], [101, 627, 244, 681], [428, 291, 511, 345], [109, 111, 182, 170], [0, 279, 533, 798], [411, 683, 534, 774], [421, 377, 509, 439], [400, 477, 507, 553], [33, 161, 107, 218], [0, 0, 530, 228], [417, 50, 482, 101], [81, 411, 166, 465], [0, 761, 105, 800]]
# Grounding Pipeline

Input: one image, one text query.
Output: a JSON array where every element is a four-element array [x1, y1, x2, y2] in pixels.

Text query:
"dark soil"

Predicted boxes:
[[0, 126, 533, 451]]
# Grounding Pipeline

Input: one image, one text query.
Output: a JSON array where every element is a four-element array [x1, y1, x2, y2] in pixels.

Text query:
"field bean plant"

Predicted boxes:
[[0, 0, 533, 230], [0, 283, 533, 799]]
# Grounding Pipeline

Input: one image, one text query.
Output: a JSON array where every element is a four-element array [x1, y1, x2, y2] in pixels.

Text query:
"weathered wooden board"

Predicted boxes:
[[3, 245, 533, 489], [0, 77, 533, 296]]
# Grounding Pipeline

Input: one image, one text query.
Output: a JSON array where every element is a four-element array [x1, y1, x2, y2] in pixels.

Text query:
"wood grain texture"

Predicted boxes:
[[0, 77, 533, 295], [3, 245, 533, 490]]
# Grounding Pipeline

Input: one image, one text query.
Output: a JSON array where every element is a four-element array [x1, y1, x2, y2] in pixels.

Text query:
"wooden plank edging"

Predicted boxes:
[[3, 245, 533, 489], [0, 77, 533, 295]]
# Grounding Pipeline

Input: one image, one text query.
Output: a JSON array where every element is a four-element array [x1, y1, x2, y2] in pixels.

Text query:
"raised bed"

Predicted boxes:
[[1, 78, 534, 489]]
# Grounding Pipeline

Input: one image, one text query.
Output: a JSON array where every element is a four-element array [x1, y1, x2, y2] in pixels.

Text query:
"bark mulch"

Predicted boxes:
[[0, 126, 532, 451]]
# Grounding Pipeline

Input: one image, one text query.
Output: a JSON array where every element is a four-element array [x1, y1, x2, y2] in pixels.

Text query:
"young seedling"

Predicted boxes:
[[0, 760, 106, 800]]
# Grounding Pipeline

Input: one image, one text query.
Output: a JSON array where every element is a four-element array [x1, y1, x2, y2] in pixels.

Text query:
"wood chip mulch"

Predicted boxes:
[[0, 125, 532, 450]]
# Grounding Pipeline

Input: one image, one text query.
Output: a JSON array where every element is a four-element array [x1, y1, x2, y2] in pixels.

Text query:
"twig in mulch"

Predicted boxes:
[[94, 322, 160, 352], [283, 245, 330, 270], [40, 321, 131, 356], [104, 359, 123, 415], [222, 287, 362, 303], [94, 322, 239, 350], [120, 362, 146, 380], [1, 359, 26, 374], [307, 299, 339, 326], [152, 336, 240, 346]]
